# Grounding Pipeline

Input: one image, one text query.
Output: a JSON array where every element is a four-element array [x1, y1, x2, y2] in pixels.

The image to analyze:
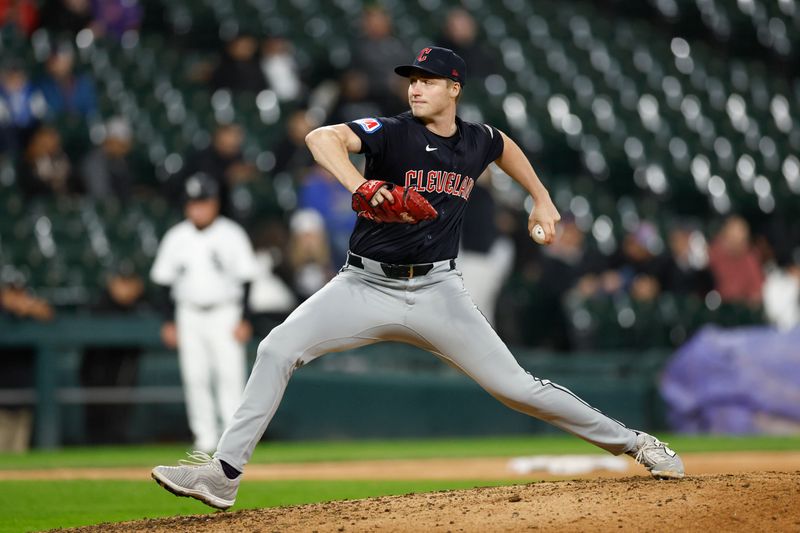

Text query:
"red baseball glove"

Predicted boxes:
[[351, 180, 438, 224]]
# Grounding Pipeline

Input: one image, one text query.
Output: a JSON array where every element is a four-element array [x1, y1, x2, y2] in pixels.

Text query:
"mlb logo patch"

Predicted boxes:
[[354, 118, 382, 133]]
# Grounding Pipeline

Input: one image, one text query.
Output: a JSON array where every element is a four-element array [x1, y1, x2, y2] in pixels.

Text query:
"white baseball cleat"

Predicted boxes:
[[151, 451, 239, 510], [627, 431, 685, 479]]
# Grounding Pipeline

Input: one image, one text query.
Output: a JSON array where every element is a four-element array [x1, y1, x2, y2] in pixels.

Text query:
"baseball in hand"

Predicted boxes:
[[531, 224, 546, 244]]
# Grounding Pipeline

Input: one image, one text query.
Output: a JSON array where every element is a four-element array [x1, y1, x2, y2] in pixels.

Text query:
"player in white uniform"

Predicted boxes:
[[150, 173, 258, 452]]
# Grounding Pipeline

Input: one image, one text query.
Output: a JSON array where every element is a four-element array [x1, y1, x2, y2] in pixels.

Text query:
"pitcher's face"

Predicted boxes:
[[408, 73, 458, 119]]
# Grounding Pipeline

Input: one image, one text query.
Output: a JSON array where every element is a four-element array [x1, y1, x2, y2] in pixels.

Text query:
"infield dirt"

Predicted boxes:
[[57, 453, 799, 533]]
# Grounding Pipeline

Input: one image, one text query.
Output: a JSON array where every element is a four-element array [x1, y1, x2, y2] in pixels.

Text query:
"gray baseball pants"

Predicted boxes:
[[215, 254, 637, 470]]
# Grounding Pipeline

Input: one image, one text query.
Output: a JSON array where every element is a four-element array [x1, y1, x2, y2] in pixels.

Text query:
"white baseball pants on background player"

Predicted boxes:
[[457, 237, 514, 326], [177, 303, 246, 452], [215, 254, 638, 470]]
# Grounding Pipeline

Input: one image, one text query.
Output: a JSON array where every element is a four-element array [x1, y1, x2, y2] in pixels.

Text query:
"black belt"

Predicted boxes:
[[347, 253, 455, 279]]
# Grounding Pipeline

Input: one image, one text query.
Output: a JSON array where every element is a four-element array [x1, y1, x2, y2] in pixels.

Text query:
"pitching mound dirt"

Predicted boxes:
[[65, 471, 799, 532]]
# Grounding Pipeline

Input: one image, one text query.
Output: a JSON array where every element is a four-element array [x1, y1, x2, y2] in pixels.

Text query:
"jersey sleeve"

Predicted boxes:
[[484, 124, 505, 164], [150, 228, 179, 286], [230, 226, 258, 282], [346, 117, 389, 157]]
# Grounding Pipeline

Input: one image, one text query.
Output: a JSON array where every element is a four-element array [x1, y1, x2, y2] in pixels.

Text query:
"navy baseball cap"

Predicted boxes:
[[394, 46, 466, 86], [184, 172, 219, 201]]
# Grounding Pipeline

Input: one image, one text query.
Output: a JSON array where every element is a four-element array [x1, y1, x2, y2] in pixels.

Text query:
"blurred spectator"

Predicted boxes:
[[41, 0, 141, 40], [437, 8, 493, 80], [38, 0, 94, 36], [17, 125, 76, 198], [79, 262, 146, 443], [36, 43, 98, 120], [510, 212, 612, 350], [0, 58, 45, 153], [662, 222, 714, 298], [80, 116, 133, 201], [91, 0, 142, 40], [0, 0, 39, 36], [0, 269, 52, 451], [172, 123, 256, 217], [708, 215, 764, 307], [533, 216, 597, 350], [248, 220, 296, 318], [328, 69, 382, 125], [260, 36, 303, 102], [296, 165, 357, 268], [763, 252, 800, 332], [287, 209, 334, 300], [272, 108, 316, 177], [458, 173, 513, 326], [211, 33, 268, 94], [630, 273, 660, 302], [607, 221, 669, 302], [101, 263, 147, 312], [0, 274, 54, 321], [351, 5, 407, 114]]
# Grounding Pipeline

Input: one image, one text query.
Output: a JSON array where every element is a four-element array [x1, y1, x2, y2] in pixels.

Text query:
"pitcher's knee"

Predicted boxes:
[[489, 375, 546, 412], [493, 386, 533, 410], [256, 328, 303, 371]]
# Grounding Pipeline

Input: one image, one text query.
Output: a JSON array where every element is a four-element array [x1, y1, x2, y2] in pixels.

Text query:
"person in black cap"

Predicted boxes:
[[149, 172, 258, 453], [80, 259, 147, 444], [210, 31, 268, 94], [170, 122, 257, 220], [151, 46, 684, 511]]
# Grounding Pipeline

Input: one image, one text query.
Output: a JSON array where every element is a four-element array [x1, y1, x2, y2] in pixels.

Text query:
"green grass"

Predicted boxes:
[[0, 479, 518, 532], [1, 434, 798, 470], [0, 434, 798, 531]]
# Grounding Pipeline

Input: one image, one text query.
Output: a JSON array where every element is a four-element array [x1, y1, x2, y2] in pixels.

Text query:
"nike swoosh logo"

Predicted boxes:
[[425, 145, 438, 152]]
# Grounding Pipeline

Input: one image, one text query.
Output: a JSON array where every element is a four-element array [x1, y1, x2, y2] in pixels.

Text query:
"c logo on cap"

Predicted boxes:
[[417, 47, 432, 62]]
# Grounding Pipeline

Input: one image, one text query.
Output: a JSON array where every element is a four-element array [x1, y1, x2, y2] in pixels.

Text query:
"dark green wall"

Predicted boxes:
[[0, 314, 670, 447]]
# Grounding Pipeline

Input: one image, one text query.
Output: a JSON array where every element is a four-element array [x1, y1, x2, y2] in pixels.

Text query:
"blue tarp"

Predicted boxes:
[[660, 325, 800, 434]]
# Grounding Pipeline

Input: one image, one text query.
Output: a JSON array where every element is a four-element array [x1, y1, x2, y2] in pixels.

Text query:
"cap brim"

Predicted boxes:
[[394, 65, 450, 80], [185, 196, 217, 202]]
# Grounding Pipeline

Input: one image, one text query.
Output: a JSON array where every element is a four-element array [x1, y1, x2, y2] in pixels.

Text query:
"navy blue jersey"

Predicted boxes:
[[346, 111, 504, 263]]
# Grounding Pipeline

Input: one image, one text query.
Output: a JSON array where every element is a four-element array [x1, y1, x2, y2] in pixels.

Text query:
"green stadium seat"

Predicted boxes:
[[0, 0, 788, 340]]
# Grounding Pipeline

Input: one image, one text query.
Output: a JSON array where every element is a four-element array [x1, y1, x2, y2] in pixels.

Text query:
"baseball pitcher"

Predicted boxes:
[[152, 47, 684, 510]]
